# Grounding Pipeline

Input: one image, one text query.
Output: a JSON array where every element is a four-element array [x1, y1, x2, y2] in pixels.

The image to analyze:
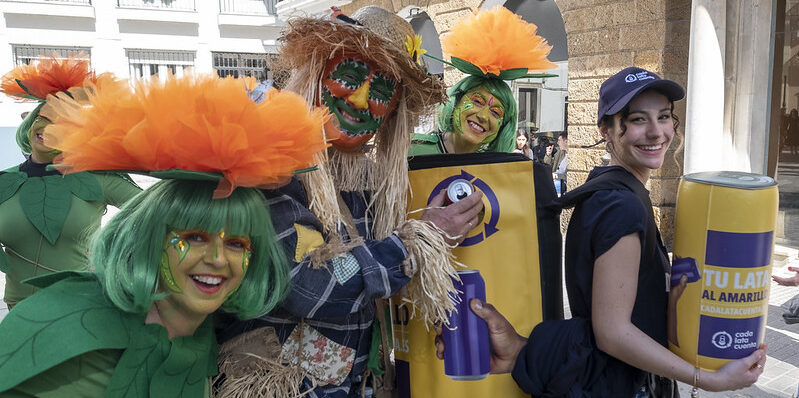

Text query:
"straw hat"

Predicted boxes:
[[279, 6, 446, 116]]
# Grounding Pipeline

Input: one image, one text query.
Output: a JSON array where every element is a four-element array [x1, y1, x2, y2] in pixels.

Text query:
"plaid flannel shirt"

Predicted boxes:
[[218, 178, 411, 397]]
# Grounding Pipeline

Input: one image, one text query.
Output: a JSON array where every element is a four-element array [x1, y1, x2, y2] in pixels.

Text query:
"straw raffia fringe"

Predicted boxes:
[[396, 219, 464, 329], [298, 155, 341, 236], [308, 235, 365, 269], [214, 356, 313, 398], [214, 327, 319, 398], [284, 56, 415, 243], [371, 98, 412, 240], [326, 98, 412, 241], [286, 64, 342, 237]]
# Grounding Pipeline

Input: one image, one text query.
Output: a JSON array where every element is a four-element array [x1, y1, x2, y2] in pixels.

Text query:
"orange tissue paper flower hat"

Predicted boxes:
[[439, 6, 556, 80], [41, 72, 330, 198], [0, 55, 95, 100]]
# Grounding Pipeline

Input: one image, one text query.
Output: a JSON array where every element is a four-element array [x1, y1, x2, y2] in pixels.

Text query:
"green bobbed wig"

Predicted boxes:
[[436, 76, 518, 153], [91, 179, 289, 320], [15, 102, 44, 154]]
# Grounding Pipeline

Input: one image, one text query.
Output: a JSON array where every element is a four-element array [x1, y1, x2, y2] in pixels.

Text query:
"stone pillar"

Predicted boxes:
[[684, 0, 725, 173]]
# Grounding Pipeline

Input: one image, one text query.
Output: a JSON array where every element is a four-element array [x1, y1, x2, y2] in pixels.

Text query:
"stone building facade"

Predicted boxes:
[[342, 0, 693, 244]]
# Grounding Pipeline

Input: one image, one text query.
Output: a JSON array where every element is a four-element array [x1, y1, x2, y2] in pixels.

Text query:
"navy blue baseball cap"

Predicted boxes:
[[597, 67, 685, 125]]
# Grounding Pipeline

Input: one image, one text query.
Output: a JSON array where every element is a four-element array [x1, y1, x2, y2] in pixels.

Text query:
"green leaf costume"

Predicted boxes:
[[0, 163, 140, 306], [0, 272, 217, 397], [409, 133, 446, 156]]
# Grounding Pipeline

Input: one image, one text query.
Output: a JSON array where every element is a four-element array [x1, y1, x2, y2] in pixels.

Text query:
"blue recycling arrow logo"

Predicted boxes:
[[426, 169, 500, 247]]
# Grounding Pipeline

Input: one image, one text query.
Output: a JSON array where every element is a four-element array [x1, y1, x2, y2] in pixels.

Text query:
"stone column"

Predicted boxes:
[[684, 0, 726, 173]]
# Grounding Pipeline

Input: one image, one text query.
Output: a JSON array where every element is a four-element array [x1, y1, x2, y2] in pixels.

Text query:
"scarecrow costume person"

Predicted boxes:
[[0, 72, 327, 397], [215, 6, 483, 398], [409, 6, 556, 155], [0, 56, 141, 309]]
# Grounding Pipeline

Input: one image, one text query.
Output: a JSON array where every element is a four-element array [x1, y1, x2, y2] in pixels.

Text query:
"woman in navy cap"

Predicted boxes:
[[437, 67, 767, 396]]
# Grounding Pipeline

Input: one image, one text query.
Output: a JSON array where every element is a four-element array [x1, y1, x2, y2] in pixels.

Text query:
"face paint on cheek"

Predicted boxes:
[[160, 232, 189, 293], [160, 251, 183, 294], [241, 251, 251, 273], [452, 96, 476, 135], [169, 232, 189, 262], [452, 107, 463, 135], [224, 251, 249, 301]]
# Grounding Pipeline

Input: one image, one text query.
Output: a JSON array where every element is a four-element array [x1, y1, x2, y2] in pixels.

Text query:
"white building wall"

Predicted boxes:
[[538, 61, 568, 133], [0, 0, 287, 169]]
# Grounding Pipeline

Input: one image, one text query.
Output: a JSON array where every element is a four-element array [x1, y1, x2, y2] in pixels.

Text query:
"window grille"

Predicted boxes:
[[127, 49, 195, 80], [517, 87, 540, 132], [117, 0, 195, 10], [12, 45, 91, 66], [1, 0, 91, 4], [218, 0, 275, 15], [212, 52, 278, 82]]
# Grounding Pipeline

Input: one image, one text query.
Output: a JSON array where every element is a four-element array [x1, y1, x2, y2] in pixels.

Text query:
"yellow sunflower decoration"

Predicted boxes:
[[405, 34, 427, 66]]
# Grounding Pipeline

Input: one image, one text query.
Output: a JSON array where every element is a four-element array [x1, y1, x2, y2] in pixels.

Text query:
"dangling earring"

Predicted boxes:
[[605, 140, 613, 154]]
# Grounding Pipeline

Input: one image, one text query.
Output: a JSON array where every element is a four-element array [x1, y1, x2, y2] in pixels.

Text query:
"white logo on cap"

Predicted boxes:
[[625, 72, 655, 83]]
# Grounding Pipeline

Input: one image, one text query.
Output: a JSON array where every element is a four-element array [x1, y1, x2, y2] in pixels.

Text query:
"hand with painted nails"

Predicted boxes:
[[772, 266, 799, 286], [421, 189, 485, 246]]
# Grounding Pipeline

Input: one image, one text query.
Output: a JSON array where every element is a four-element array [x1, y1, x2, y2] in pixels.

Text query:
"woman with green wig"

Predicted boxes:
[[0, 73, 328, 397], [411, 76, 518, 154], [409, 7, 555, 156], [0, 56, 141, 309]]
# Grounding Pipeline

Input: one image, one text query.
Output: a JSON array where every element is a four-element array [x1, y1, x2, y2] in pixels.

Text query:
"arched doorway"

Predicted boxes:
[[481, 0, 568, 145], [399, 6, 444, 134], [398, 6, 444, 77]]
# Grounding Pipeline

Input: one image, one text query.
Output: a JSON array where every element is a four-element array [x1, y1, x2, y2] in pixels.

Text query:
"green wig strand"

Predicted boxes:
[[90, 179, 289, 320], [436, 76, 518, 153], [16, 102, 44, 155]]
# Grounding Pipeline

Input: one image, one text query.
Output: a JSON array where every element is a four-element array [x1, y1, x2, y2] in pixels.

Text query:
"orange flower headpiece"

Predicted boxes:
[[41, 73, 329, 198], [439, 6, 556, 80], [0, 55, 95, 101]]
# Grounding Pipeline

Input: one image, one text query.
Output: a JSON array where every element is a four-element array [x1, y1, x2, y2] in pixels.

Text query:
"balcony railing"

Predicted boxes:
[[219, 0, 274, 15], [117, 0, 194, 11], [0, 0, 91, 4]]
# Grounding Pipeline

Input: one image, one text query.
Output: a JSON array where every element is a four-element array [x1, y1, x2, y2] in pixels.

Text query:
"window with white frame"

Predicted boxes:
[[12, 45, 91, 66], [516, 84, 540, 134], [212, 52, 277, 82], [127, 49, 195, 81]]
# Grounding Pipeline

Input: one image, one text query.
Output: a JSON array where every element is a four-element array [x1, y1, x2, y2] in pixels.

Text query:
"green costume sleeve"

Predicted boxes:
[[0, 170, 138, 304], [0, 272, 218, 398], [0, 249, 8, 273], [408, 133, 444, 156], [94, 172, 141, 208], [0, 169, 23, 273]]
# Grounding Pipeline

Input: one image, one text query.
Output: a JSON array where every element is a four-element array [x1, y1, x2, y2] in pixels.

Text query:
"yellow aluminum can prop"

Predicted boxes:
[[392, 159, 543, 397], [670, 171, 778, 370]]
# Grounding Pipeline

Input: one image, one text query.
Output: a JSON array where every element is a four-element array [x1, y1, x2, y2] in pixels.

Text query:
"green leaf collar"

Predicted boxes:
[[1, 169, 103, 244]]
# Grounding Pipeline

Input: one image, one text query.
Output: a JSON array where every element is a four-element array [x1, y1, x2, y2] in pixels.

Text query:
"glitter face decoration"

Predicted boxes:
[[320, 53, 399, 152], [451, 86, 505, 149], [159, 229, 252, 317]]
